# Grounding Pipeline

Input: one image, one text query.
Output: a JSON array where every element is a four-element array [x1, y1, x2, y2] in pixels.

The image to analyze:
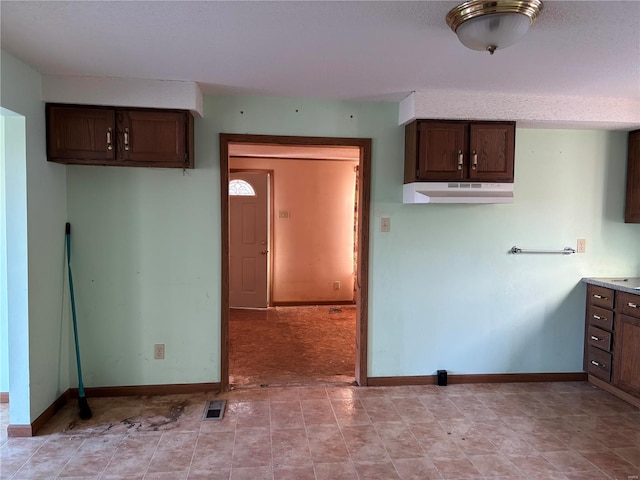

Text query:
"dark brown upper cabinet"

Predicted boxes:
[[404, 120, 515, 183], [625, 129, 640, 223], [46, 104, 194, 169]]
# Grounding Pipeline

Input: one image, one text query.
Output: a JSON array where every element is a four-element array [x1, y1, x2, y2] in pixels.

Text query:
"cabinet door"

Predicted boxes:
[[416, 122, 467, 181], [625, 129, 640, 223], [47, 106, 116, 163], [468, 123, 515, 182], [118, 110, 188, 167], [613, 314, 640, 396]]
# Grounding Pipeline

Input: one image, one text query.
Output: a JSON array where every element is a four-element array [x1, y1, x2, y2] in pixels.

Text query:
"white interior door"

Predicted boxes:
[[229, 171, 269, 308]]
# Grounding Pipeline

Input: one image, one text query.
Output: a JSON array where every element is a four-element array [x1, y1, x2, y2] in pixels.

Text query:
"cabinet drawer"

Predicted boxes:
[[617, 292, 640, 318], [587, 304, 614, 331], [587, 346, 612, 382], [588, 285, 614, 309], [587, 325, 612, 352]]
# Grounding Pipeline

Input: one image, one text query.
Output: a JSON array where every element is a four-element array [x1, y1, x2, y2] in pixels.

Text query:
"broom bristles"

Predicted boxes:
[[78, 396, 92, 420]]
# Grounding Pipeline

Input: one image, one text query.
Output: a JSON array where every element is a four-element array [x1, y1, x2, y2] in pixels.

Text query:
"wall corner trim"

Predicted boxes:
[[7, 390, 69, 437], [6, 424, 33, 437]]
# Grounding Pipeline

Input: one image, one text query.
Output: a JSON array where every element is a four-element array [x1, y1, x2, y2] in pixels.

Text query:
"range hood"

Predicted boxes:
[[403, 182, 514, 204]]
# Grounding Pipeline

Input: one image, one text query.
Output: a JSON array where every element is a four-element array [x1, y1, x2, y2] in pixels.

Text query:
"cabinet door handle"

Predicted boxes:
[[106, 128, 113, 151], [628, 302, 638, 308], [591, 360, 605, 368], [590, 335, 601, 341], [457, 151, 464, 170], [593, 294, 607, 300], [472, 150, 478, 170], [124, 128, 130, 151]]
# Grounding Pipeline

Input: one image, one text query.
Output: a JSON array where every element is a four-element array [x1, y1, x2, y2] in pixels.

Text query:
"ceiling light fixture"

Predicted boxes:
[[446, 0, 543, 55]]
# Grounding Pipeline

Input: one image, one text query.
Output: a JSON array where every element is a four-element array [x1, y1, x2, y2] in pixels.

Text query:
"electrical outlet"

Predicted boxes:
[[154, 343, 165, 359], [577, 238, 586, 253], [333, 281, 341, 290], [381, 217, 391, 233]]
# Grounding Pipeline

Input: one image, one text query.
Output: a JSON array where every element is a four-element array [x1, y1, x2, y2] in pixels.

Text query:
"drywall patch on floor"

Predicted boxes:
[[50, 397, 197, 435], [121, 399, 189, 431]]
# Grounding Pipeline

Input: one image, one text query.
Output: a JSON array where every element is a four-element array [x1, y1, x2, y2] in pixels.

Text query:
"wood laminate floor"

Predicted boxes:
[[229, 305, 356, 388]]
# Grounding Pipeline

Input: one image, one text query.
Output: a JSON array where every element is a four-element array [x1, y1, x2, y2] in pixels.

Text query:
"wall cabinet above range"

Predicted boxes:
[[625, 129, 640, 223], [46, 104, 194, 169], [404, 120, 515, 183]]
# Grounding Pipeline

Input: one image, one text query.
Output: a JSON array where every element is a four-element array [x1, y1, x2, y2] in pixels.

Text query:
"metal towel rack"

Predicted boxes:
[[510, 246, 576, 255]]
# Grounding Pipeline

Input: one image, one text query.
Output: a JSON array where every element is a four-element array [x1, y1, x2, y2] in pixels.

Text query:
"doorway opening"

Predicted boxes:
[[220, 134, 371, 390]]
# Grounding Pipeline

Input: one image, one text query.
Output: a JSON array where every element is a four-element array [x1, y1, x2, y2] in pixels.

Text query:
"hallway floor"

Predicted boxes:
[[229, 305, 356, 388], [1, 381, 639, 479]]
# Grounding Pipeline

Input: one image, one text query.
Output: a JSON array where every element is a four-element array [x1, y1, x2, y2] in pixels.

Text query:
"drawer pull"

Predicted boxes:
[[628, 302, 638, 308], [591, 360, 605, 368], [592, 314, 606, 321], [590, 335, 601, 341], [593, 294, 608, 300]]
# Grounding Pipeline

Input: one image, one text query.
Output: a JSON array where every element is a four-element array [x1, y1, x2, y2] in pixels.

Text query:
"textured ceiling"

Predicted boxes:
[[1, 1, 639, 103]]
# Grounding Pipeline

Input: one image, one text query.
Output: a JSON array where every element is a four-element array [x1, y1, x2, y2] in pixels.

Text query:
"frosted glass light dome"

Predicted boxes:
[[446, 0, 543, 54], [456, 12, 531, 52]]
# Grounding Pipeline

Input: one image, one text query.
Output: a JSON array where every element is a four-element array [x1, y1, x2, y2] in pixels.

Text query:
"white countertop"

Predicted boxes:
[[582, 277, 640, 295]]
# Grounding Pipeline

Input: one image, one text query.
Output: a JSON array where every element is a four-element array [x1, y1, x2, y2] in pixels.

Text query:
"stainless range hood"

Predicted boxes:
[[403, 182, 514, 204]]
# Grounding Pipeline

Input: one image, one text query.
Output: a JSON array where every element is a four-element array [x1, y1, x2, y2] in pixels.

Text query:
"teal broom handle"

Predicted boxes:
[[66, 223, 86, 398]]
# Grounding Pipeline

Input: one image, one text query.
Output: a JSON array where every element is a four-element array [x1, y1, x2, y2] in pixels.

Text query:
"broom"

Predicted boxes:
[[65, 222, 92, 420]]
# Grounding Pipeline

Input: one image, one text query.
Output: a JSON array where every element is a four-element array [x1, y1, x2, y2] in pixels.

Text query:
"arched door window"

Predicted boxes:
[[229, 179, 256, 196]]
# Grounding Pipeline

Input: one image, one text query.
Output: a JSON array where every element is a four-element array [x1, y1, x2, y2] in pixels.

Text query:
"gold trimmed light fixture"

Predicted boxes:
[[446, 0, 543, 55]]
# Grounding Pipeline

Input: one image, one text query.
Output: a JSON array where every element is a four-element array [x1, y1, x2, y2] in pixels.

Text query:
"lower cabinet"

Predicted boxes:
[[613, 293, 640, 397], [584, 285, 640, 403]]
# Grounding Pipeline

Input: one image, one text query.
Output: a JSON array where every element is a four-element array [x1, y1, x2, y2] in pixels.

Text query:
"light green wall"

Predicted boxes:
[[1, 51, 69, 423], [0, 115, 8, 393], [66, 94, 640, 387], [372, 129, 639, 375], [2, 49, 638, 405]]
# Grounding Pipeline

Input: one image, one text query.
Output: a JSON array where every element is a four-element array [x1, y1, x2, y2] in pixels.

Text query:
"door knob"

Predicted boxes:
[[260, 250, 269, 255]]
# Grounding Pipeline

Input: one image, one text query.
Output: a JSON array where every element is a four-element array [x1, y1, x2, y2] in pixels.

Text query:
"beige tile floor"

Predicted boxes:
[[1, 381, 639, 479]]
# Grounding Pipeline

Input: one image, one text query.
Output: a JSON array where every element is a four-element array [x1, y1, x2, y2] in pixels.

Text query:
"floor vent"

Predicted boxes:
[[202, 400, 226, 421]]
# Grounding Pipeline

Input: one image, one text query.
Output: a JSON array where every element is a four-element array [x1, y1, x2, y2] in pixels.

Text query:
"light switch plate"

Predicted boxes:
[[577, 238, 586, 253], [381, 217, 390, 233]]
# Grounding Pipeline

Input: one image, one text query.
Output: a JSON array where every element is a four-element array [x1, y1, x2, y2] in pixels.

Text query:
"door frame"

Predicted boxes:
[[229, 168, 274, 307], [219, 133, 371, 390]]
